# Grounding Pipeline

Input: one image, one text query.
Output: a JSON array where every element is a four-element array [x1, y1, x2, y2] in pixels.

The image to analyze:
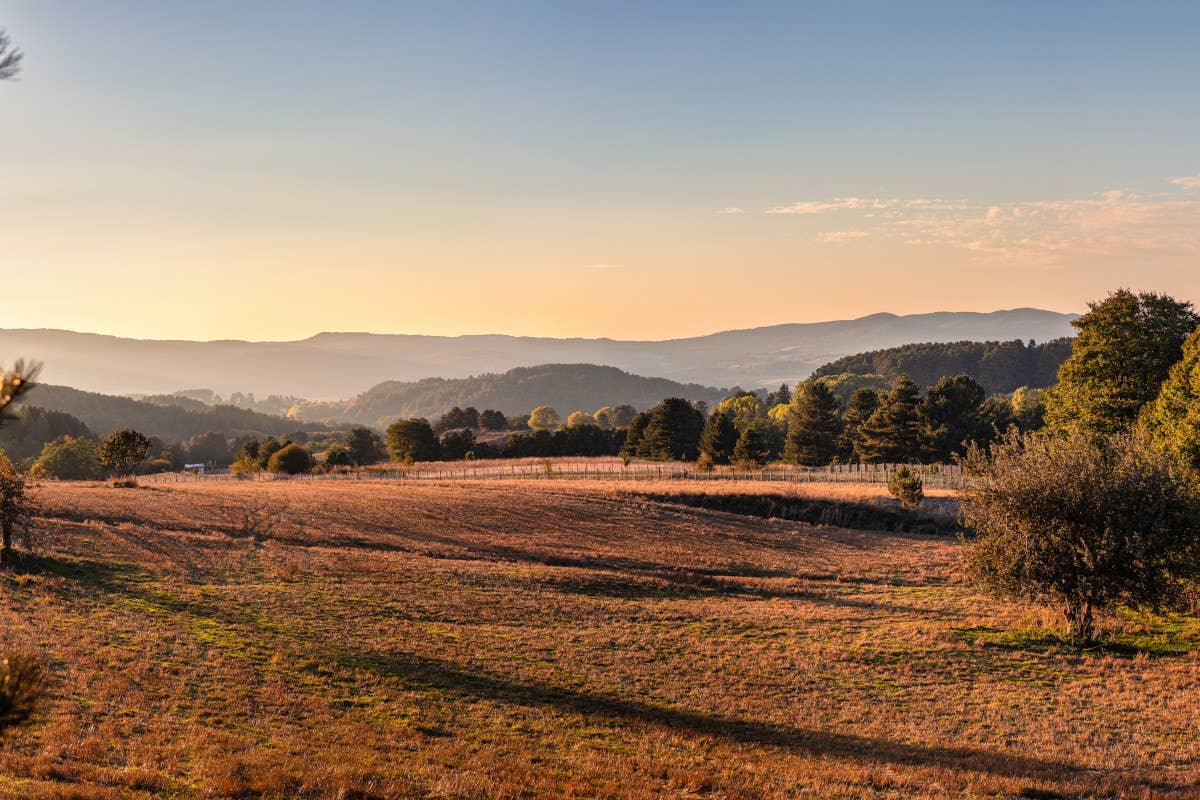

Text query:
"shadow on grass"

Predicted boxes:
[[954, 623, 1200, 658], [634, 491, 958, 536], [24, 550, 1174, 793], [13, 553, 156, 593], [353, 647, 1088, 785]]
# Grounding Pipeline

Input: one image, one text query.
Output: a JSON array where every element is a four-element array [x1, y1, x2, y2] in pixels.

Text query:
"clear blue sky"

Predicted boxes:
[[2, 1, 1199, 340]]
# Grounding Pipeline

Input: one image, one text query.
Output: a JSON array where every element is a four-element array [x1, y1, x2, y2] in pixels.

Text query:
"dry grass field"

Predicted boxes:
[[0, 479, 1197, 799]]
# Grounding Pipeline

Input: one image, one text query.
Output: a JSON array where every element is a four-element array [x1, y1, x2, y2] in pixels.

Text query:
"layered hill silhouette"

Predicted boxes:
[[296, 364, 730, 428], [0, 309, 1076, 399]]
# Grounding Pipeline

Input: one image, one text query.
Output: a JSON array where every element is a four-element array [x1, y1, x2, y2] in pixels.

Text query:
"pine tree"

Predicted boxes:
[[838, 388, 879, 462], [919, 374, 988, 462], [765, 383, 792, 408], [785, 381, 843, 466], [1045, 290, 1198, 435], [857, 376, 922, 463], [638, 398, 704, 460], [733, 419, 779, 467], [698, 410, 738, 465]]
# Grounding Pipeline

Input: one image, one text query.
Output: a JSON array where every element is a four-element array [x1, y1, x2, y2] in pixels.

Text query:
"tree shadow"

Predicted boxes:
[[954, 625, 1198, 658], [25, 552, 1176, 794], [12, 553, 155, 594], [349, 647, 1097, 786]]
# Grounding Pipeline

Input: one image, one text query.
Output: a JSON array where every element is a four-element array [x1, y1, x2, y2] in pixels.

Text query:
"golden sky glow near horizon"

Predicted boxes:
[[2, 3, 1199, 341]]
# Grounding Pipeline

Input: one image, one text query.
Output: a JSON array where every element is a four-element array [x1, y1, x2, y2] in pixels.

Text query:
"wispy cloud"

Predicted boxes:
[[715, 207, 746, 215], [584, 263, 621, 270], [819, 231, 870, 243], [766, 197, 887, 215], [757, 178, 1200, 264]]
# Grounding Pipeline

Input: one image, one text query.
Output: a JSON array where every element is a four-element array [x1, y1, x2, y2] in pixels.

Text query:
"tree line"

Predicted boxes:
[[812, 338, 1072, 394]]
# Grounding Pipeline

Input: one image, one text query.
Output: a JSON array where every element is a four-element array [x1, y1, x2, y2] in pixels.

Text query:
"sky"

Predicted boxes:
[[1, 1, 1199, 342]]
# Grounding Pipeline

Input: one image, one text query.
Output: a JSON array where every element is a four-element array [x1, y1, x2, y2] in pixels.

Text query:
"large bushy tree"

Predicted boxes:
[[714, 393, 765, 430], [962, 429, 1200, 643], [1146, 325, 1200, 471], [785, 381, 842, 466], [32, 436, 105, 480], [1045, 290, 1199, 435], [386, 418, 441, 462], [267, 443, 313, 474], [527, 406, 562, 432], [345, 426, 386, 465], [856, 376, 922, 463]]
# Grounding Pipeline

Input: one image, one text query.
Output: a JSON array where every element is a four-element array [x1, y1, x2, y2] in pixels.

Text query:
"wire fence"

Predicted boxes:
[[135, 459, 966, 489]]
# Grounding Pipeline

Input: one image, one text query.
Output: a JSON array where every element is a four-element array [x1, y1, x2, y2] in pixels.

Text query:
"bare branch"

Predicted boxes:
[[0, 30, 23, 81], [0, 359, 39, 422]]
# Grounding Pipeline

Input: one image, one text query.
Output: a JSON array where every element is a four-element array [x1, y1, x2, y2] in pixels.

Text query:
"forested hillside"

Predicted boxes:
[[297, 364, 730, 428], [20, 384, 337, 440], [811, 339, 1072, 393]]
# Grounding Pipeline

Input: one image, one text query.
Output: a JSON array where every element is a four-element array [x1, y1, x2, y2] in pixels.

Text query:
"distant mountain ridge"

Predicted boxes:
[[19, 384, 339, 440], [0, 309, 1077, 399], [295, 364, 731, 428]]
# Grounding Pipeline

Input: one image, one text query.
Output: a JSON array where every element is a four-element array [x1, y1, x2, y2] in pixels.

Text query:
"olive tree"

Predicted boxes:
[[961, 429, 1200, 643]]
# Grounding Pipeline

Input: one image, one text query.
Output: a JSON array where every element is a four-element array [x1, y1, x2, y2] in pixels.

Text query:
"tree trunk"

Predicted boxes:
[[1, 520, 11, 565], [1065, 600, 1094, 644]]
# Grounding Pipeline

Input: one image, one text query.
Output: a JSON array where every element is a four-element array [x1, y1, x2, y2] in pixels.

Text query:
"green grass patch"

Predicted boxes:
[[955, 612, 1200, 657]]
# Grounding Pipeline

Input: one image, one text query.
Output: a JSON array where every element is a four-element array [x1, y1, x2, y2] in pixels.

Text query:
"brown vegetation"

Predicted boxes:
[[0, 480, 1196, 798]]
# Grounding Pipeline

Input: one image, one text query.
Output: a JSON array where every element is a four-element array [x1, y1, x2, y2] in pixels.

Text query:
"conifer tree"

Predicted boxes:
[[698, 409, 738, 465], [919, 374, 989, 462], [785, 381, 843, 466], [857, 375, 922, 463], [638, 398, 704, 460], [733, 419, 779, 467], [838, 388, 879, 462]]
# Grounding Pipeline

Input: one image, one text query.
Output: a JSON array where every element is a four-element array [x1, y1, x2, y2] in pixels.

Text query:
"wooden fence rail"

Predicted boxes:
[[135, 460, 966, 489]]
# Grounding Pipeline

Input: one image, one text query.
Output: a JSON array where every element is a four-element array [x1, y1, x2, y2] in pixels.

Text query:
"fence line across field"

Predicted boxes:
[[136, 460, 965, 489]]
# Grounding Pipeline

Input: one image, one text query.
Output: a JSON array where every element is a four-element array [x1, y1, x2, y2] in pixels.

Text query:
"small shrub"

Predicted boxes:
[[696, 452, 715, 473], [887, 465, 924, 508]]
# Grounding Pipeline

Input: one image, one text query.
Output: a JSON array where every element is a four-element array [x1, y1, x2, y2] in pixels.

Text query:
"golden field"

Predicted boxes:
[[0, 479, 1196, 799]]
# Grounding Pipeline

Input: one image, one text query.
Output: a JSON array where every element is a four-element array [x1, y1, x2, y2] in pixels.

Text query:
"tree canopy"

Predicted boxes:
[[1045, 290, 1199, 436]]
